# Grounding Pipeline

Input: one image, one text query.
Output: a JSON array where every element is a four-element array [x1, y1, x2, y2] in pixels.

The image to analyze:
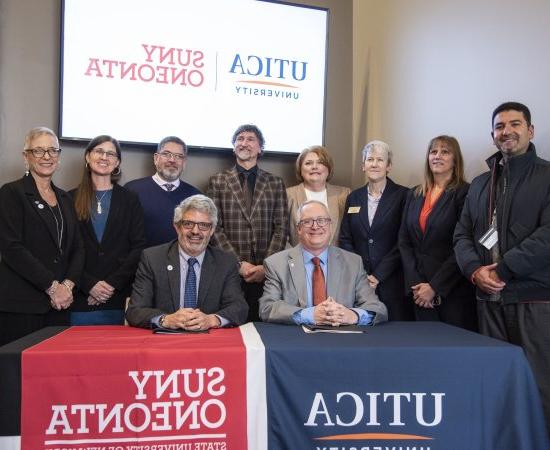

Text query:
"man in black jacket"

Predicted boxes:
[[454, 102, 550, 431]]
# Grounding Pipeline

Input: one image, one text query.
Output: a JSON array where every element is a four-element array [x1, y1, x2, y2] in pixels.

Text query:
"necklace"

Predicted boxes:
[[95, 191, 110, 214], [46, 203, 64, 254]]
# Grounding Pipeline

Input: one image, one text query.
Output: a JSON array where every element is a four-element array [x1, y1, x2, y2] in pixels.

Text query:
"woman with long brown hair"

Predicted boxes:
[[398, 135, 477, 330], [71, 135, 145, 325]]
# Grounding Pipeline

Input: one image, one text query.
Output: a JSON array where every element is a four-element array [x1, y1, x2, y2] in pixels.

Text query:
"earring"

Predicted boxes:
[[24, 163, 30, 176], [111, 166, 121, 176], [85, 161, 89, 169]]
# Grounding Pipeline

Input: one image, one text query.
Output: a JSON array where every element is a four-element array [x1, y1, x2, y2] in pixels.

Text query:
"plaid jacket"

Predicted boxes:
[[207, 166, 288, 265]]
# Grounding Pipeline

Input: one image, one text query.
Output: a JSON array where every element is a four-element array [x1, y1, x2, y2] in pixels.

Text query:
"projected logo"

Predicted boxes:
[[228, 54, 307, 101], [84, 44, 206, 87], [303, 391, 445, 450]]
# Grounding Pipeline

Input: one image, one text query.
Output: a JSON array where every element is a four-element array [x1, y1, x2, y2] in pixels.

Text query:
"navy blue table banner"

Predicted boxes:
[[254, 321, 549, 450]]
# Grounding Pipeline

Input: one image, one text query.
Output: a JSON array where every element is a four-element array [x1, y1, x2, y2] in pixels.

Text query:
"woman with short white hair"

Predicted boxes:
[[339, 140, 413, 321]]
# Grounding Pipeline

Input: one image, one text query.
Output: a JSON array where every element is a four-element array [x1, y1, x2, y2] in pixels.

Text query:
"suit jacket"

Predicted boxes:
[[206, 166, 288, 265], [70, 184, 146, 311], [259, 245, 388, 324], [339, 178, 408, 303], [398, 183, 473, 299], [126, 242, 248, 328], [0, 175, 84, 313], [286, 182, 350, 247]]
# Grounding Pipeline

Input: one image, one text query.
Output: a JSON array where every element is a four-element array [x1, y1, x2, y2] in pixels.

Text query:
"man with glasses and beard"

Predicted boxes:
[[126, 136, 200, 247], [259, 200, 387, 326], [126, 195, 248, 330]]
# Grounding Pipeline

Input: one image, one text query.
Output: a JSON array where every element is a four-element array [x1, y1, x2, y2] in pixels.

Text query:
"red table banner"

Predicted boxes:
[[21, 326, 247, 450]]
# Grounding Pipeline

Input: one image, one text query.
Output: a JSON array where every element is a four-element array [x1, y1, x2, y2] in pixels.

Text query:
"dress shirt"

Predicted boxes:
[[367, 182, 385, 226], [236, 164, 258, 195], [152, 173, 181, 191], [292, 248, 374, 325], [151, 248, 228, 327]]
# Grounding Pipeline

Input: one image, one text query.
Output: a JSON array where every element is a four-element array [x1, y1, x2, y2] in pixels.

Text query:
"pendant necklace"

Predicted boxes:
[[46, 203, 64, 254], [96, 191, 109, 215]]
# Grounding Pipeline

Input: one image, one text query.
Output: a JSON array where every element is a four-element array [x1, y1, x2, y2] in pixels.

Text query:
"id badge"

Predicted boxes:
[[479, 226, 498, 250]]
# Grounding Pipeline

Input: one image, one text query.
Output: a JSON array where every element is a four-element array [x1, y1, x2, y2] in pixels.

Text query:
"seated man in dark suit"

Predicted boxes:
[[259, 200, 387, 326], [126, 195, 248, 330]]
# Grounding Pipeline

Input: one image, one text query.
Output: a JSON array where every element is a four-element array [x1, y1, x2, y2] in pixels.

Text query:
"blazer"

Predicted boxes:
[[286, 182, 350, 247], [259, 245, 388, 325], [0, 175, 84, 314], [70, 184, 146, 311], [206, 166, 288, 265], [126, 242, 248, 328], [339, 178, 408, 303], [398, 183, 473, 299]]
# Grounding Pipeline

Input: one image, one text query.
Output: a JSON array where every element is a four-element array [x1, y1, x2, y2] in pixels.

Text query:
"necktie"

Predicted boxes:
[[165, 183, 175, 192], [240, 172, 252, 214], [312, 257, 326, 306], [183, 258, 198, 308]]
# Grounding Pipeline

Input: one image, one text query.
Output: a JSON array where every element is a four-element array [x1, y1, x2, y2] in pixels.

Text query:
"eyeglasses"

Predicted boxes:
[[25, 147, 62, 158], [157, 151, 186, 161], [179, 220, 213, 231], [298, 217, 331, 228], [91, 148, 119, 159]]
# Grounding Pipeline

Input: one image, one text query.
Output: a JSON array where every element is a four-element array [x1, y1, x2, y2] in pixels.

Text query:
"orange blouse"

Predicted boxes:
[[419, 188, 442, 233]]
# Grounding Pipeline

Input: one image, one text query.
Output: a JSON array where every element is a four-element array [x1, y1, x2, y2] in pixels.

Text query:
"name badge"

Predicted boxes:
[[479, 226, 498, 250], [348, 206, 360, 214]]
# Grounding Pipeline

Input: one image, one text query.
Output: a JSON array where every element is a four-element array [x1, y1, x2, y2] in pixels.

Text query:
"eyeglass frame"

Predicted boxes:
[[90, 148, 119, 160], [25, 147, 62, 158], [178, 220, 213, 231], [156, 151, 186, 161], [297, 217, 332, 228]]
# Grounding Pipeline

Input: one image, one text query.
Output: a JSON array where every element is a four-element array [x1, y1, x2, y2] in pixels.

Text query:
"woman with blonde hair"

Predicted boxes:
[[287, 145, 350, 246]]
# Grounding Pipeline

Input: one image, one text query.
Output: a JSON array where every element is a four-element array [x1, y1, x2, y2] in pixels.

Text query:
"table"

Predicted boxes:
[[255, 322, 550, 450], [0, 322, 548, 450]]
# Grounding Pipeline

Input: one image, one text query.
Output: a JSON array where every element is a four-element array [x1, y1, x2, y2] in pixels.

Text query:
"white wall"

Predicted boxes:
[[353, 0, 550, 188]]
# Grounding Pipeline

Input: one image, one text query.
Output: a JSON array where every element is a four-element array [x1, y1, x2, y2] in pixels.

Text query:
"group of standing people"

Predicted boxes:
[[0, 102, 548, 430]]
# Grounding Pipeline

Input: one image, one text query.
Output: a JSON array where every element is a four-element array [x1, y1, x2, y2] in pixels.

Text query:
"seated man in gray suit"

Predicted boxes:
[[126, 195, 248, 330], [259, 200, 387, 326]]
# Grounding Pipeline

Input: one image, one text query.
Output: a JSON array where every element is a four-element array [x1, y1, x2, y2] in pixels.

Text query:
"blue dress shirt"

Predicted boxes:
[[292, 248, 374, 326]]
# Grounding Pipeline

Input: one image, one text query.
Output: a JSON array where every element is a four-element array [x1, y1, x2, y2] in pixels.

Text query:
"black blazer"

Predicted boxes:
[[398, 183, 472, 299], [339, 178, 408, 303], [70, 184, 146, 311], [0, 175, 84, 313], [126, 242, 248, 328]]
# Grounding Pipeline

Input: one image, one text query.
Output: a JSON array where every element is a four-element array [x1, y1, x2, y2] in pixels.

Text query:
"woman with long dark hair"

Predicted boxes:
[[71, 135, 145, 325]]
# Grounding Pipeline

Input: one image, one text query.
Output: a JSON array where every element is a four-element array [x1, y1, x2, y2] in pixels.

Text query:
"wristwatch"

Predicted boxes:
[[159, 315, 167, 328]]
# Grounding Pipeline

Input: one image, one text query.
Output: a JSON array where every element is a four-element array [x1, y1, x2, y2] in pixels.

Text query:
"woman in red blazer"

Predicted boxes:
[[398, 135, 477, 330]]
